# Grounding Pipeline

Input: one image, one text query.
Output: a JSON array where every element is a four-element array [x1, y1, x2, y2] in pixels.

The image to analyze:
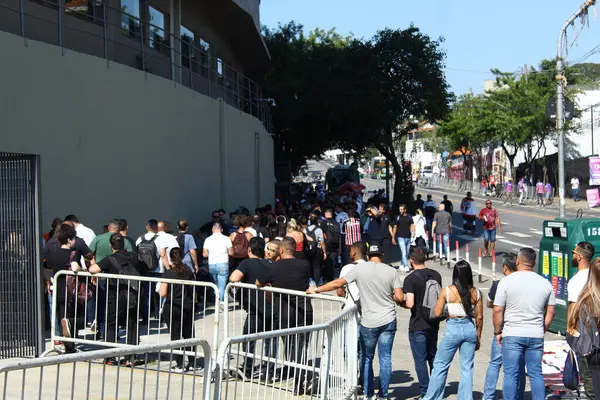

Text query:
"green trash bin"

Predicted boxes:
[[537, 218, 600, 334]]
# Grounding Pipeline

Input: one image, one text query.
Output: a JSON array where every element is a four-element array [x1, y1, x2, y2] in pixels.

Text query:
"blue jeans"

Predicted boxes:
[[573, 188, 579, 201], [437, 233, 450, 256], [360, 319, 397, 397], [397, 237, 411, 269], [483, 229, 496, 243], [502, 336, 544, 400], [409, 329, 438, 396], [209, 263, 229, 302], [483, 337, 525, 400], [424, 318, 477, 400], [426, 218, 434, 239]]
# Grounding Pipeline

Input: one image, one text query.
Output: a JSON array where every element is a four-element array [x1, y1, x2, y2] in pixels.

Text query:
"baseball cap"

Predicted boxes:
[[367, 244, 385, 257]]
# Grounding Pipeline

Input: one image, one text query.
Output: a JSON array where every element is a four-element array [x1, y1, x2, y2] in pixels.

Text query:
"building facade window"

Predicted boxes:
[[148, 6, 167, 52], [120, 0, 140, 38], [199, 38, 210, 78], [180, 25, 197, 70]]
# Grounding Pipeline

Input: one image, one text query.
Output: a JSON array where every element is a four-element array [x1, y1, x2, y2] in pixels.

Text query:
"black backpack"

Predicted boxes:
[[176, 232, 190, 256], [108, 254, 141, 294], [137, 234, 159, 271], [323, 219, 340, 248], [305, 226, 320, 255]]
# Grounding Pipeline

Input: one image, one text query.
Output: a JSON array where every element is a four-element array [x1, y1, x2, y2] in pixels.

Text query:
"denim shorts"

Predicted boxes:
[[483, 229, 496, 242]]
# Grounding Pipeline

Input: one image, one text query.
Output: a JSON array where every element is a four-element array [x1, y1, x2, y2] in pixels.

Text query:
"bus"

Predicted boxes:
[[371, 157, 392, 179], [325, 164, 360, 192]]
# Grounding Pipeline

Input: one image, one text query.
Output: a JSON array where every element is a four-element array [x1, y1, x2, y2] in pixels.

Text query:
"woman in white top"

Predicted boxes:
[[412, 209, 429, 253], [424, 260, 483, 400]]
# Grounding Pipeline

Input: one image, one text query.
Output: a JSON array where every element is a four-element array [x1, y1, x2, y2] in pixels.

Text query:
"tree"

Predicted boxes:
[[262, 23, 451, 209]]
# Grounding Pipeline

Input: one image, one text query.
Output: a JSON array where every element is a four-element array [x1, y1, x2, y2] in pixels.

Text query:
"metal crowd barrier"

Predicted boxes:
[[48, 271, 220, 365], [223, 282, 350, 340], [214, 302, 359, 400], [0, 338, 212, 400]]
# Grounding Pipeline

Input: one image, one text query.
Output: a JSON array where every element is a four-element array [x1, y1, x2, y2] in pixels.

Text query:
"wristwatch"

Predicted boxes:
[[494, 330, 502, 335]]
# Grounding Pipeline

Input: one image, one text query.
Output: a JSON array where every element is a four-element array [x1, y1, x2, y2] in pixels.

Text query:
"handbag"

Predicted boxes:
[[562, 350, 579, 391]]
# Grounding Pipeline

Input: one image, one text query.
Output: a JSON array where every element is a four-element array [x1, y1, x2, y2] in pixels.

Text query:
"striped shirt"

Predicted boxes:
[[343, 218, 362, 246]]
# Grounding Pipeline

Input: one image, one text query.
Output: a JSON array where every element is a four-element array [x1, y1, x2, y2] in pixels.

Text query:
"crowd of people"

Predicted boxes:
[[39, 177, 600, 399]]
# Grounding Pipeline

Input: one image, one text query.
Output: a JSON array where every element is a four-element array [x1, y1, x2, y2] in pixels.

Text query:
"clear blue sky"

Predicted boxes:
[[261, 0, 600, 96]]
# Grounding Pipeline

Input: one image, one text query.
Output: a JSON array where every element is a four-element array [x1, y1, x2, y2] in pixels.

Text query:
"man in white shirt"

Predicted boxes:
[[338, 241, 365, 309], [568, 241, 595, 397], [571, 177, 581, 202], [202, 223, 234, 302], [64, 214, 96, 246]]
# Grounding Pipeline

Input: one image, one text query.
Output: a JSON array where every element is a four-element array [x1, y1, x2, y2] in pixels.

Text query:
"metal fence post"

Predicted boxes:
[[57, 0, 63, 54], [320, 327, 333, 400], [102, 3, 108, 65], [139, 23, 145, 74], [19, 0, 25, 38]]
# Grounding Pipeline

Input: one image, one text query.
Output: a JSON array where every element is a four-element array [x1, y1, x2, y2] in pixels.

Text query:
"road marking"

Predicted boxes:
[[498, 238, 539, 251], [529, 228, 543, 236], [506, 232, 532, 238], [496, 235, 506, 239]]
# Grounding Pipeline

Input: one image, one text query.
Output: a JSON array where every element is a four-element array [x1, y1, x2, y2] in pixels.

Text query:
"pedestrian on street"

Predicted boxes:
[[478, 200, 501, 257], [307, 244, 403, 399], [483, 252, 525, 400], [392, 204, 414, 272], [432, 204, 452, 258], [567, 242, 596, 397], [571, 176, 581, 202], [423, 195, 437, 244], [535, 180, 544, 206], [460, 192, 477, 235], [202, 223, 233, 304], [399, 247, 442, 398], [544, 182, 553, 205], [441, 195, 453, 215], [493, 248, 556, 400], [423, 260, 483, 400], [518, 177, 525, 205], [412, 209, 429, 256], [504, 179, 514, 206]]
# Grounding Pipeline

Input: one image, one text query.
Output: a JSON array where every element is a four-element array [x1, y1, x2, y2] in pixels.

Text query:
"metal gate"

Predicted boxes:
[[0, 152, 43, 358]]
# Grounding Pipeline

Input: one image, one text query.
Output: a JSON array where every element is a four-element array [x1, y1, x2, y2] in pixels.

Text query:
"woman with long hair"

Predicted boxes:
[[567, 258, 600, 395], [159, 247, 197, 372], [229, 215, 254, 271], [286, 218, 306, 259], [424, 260, 484, 400]]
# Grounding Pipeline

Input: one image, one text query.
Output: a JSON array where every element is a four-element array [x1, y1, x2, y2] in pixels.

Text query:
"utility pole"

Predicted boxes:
[[592, 106, 595, 155], [556, 0, 596, 218]]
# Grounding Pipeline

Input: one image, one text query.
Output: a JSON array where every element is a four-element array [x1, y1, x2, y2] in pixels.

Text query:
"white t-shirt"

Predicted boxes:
[[203, 233, 232, 265], [571, 178, 580, 190], [76, 224, 96, 246], [336, 212, 349, 232], [568, 268, 589, 303], [136, 231, 179, 273], [339, 259, 365, 302]]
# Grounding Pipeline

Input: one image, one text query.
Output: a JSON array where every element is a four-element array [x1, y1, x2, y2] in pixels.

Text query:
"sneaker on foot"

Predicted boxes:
[[171, 364, 187, 373]]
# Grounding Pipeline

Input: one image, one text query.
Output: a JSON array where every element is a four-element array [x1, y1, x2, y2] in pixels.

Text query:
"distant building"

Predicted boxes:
[[404, 121, 440, 171]]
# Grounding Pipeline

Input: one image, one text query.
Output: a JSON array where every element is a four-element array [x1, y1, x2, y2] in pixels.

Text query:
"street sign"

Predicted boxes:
[[546, 96, 575, 121]]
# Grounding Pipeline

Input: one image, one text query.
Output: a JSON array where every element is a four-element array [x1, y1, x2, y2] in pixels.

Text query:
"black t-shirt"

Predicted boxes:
[[395, 214, 413, 239], [442, 200, 454, 214], [367, 215, 390, 240], [415, 199, 424, 211], [257, 258, 313, 316], [44, 247, 72, 300], [403, 268, 442, 331], [97, 250, 139, 290], [162, 268, 196, 309], [43, 237, 92, 267], [237, 258, 273, 315]]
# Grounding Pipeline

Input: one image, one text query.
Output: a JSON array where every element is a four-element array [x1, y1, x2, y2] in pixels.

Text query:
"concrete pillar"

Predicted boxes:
[[169, 0, 181, 83], [255, 132, 260, 208], [219, 99, 228, 210]]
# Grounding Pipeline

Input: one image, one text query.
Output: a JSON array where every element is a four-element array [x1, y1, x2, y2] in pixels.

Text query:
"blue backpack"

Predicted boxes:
[[563, 350, 579, 391]]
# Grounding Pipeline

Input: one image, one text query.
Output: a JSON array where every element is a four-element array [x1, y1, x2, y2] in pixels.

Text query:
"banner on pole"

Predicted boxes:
[[589, 157, 600, 185], [587, 188, 600, 209]]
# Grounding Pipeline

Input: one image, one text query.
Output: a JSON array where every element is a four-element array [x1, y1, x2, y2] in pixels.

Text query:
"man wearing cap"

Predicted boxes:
[[307, 244, 402, 399], [568, 241, 596, 398]]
